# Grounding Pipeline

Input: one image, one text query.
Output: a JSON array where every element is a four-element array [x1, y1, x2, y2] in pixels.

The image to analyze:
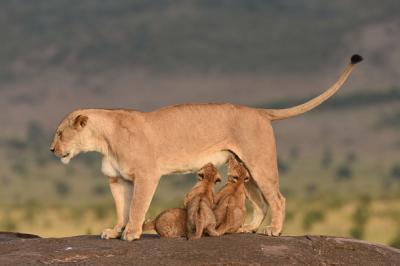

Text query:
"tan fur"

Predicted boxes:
[[213, 156, 249, 235], [142, 208, 187, 238], [184, 163, 221, 240], [50, 57, 361, 240]]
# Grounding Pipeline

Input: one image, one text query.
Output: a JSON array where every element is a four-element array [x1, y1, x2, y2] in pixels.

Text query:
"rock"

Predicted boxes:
[[0, 233, 399, 265], [0, 231, 40, 242]]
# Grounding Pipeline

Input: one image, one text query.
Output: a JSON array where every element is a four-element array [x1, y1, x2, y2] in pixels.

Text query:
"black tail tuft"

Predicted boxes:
[[351, 54, 363, 64]]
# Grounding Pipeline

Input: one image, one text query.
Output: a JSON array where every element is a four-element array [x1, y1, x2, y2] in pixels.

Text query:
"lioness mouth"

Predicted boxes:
[[62, 153, 70, 158]]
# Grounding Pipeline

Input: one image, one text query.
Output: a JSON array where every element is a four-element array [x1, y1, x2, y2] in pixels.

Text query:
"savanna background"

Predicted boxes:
[[0, 0, 399, 248]]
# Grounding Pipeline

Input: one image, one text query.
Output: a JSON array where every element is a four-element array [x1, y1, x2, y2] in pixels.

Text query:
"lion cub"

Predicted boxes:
[[213, 156, 249, 235], [142, 208, 187, 238], [184, 163, 221, 240]]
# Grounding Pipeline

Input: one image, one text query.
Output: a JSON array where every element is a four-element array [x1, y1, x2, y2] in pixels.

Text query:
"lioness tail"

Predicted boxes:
[[263, 54, 363, 121]]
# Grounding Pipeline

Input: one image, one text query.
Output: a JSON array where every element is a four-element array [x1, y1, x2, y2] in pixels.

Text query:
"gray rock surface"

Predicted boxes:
[[0, 232, 399, 265]]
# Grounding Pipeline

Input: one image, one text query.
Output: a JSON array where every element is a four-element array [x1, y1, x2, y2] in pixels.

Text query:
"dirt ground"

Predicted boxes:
[[0, 232, 399, 265]]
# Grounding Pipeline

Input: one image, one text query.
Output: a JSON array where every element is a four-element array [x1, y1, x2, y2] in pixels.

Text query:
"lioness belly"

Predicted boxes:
[[162, 150, 231, 175]]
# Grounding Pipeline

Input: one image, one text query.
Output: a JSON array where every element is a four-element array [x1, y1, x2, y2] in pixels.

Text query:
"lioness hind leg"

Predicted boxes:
[[251, 166, 285, 236], [240, 178, 269, 233], [239, 152, 285, 236]]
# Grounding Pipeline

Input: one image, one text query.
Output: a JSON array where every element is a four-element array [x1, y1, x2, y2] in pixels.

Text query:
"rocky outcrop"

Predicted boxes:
[[0, 232, 399, 265]]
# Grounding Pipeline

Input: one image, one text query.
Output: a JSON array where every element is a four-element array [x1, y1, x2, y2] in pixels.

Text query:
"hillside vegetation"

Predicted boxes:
[[1, 0, 399, 78]]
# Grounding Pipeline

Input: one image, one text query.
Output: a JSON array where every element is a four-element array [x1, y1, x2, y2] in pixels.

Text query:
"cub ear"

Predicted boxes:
[[73, 115, 88, 129]]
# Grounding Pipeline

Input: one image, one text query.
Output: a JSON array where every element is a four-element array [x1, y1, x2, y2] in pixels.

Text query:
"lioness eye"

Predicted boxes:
[[57, 131, 63, 138]]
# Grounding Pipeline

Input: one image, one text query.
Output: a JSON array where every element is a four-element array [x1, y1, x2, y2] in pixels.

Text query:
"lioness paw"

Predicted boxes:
[[121, 229, 140, 241], [264, 225, 281, 237], [101, 228, 121, 239]]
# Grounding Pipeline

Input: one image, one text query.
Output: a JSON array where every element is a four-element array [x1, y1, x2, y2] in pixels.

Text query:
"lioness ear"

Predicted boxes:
[[73, 115, 88, 129]]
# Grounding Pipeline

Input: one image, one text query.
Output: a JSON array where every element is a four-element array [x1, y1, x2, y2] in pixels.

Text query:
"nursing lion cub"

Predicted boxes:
[[142, 208, 187, 238], [184, 163, 221, 240], [214, 156, 249, 235]]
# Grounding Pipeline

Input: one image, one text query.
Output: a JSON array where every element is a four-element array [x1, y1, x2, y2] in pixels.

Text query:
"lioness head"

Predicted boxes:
[[50, 112, 93, 164], [227, 156, 250, 183]]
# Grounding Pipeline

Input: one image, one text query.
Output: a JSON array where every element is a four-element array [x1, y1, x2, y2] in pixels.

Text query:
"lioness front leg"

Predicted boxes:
[[122, 175, 160, 241], [101, 176, 132, 239]]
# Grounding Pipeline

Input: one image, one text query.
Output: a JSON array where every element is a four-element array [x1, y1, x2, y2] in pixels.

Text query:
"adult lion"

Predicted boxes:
[[50, 55, 363, 241]]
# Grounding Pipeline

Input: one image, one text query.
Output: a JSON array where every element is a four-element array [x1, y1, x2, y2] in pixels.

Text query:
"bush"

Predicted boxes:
[[278, 157, 289, 174], [305, 183, 318, 195], [390, 163, 400, 180], [349, 227, 363, 239], [86, 228, 93, 235], [285, 210, 295, 222], [54, 181, 71, 197], [349, 196, 370, 239], [303, 209, 325, 230], [0, 214, 17, 231], [321, 148, 333, 168], [23, 198, 41, 224], [26, 121, 45, 147], [325, 196, 344, 210], [6, 139, 27, 151], [11, 161, 27, 176], [289, 146, 300, 161], [92, 185, 108, 196], [336, 164, 352, 180], [389, 232, 400, 249], [92, 205, 108, 220], [346, 151, 357, 164]]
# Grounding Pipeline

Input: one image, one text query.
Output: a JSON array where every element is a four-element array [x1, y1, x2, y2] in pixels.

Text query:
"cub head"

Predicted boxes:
[[197, 163, 221, 184], [50, 112, 92, 164], [227, 156, 250, 184]]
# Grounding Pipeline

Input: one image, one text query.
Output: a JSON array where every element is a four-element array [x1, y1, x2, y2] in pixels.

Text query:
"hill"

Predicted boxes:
[[0, 0, 399, 75]]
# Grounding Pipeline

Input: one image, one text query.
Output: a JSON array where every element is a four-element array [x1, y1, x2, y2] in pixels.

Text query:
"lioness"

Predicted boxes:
[[50, 55, 363, 241], [184, 163, 220, 240]]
